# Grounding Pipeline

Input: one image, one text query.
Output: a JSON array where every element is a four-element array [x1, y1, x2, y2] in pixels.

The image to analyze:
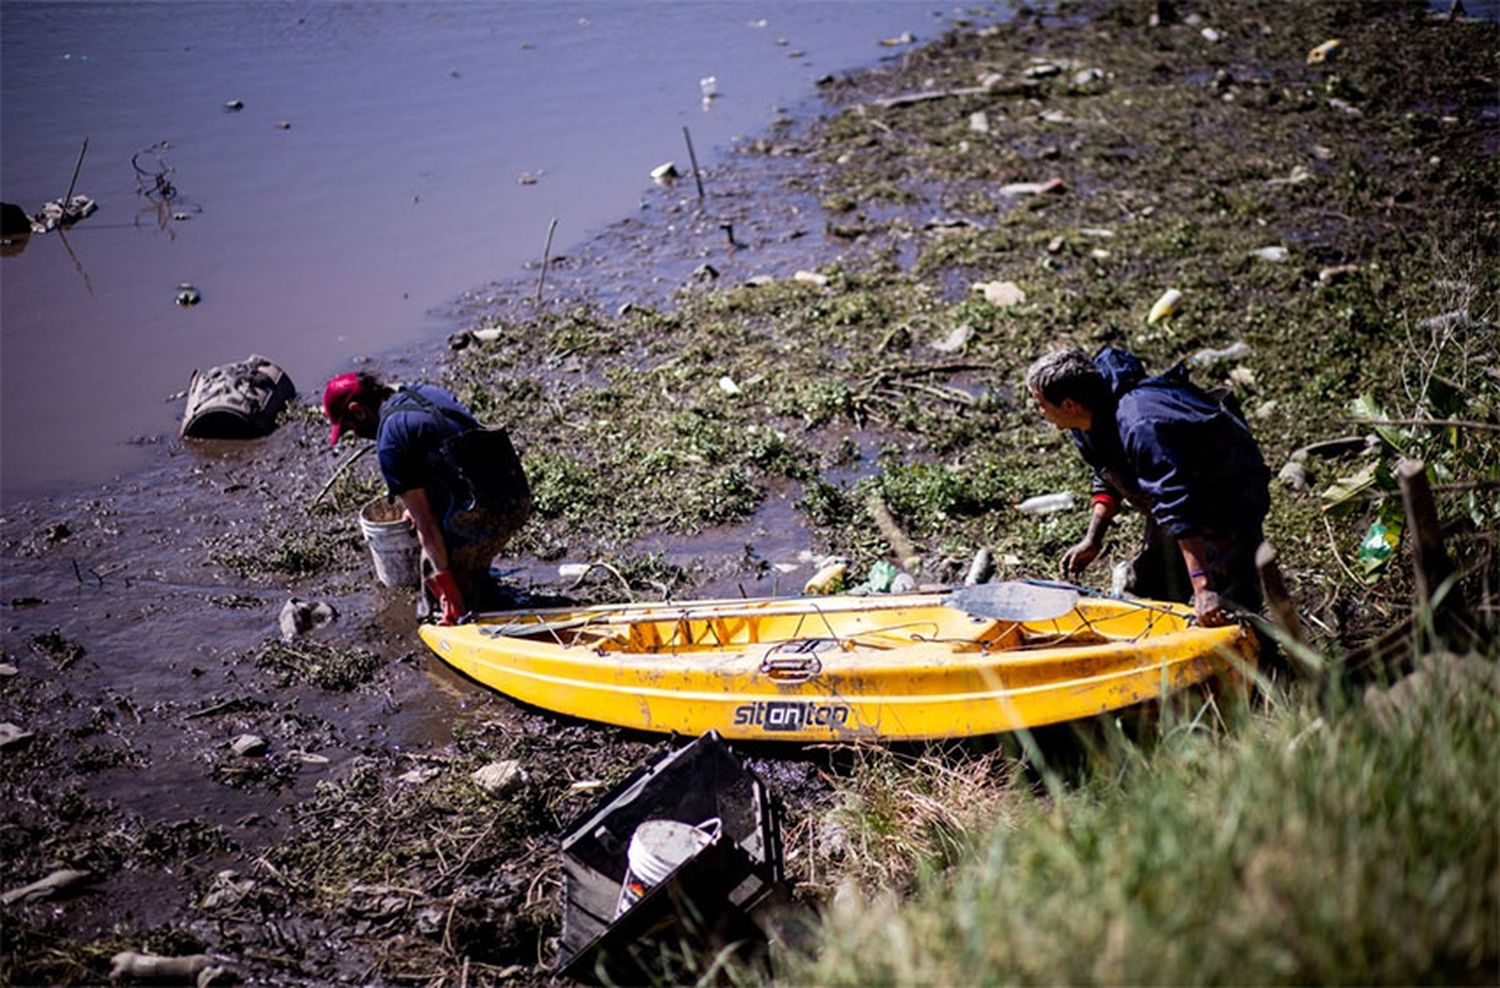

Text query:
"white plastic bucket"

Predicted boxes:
[[614, 817, 721, 917], [358, 497, 421, 588]]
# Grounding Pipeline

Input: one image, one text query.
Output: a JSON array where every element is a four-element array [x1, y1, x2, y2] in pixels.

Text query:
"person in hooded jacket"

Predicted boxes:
[[1026, 346, 1271, 627]]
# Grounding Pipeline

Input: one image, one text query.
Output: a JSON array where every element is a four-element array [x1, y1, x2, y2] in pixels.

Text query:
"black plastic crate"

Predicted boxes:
[[558, 732, 784, 984]]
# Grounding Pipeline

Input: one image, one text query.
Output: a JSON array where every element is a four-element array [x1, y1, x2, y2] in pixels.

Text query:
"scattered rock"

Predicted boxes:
[[718, 375, 742, 396], [879, 31, 915, 47], [650, 161, 679, 182], [278, 597, 338, 641], [2, 868, 92, 905], [447, 330, 474, 351], [1201, 26, 1223, 43], [0, 722, 34, 750], [0, 663, 18, 677], [1278, 459, 1310, 491], [691, 263, 719, 283], [968, 110, 991, 134], [793, 270, 829, 287], [472, 759, 528, 796], [230, 734, 268, 758], [973, 280, 1026, 307]]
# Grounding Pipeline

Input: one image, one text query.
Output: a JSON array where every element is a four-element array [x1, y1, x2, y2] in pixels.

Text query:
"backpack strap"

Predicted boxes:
[[381, 385, 470, 437]]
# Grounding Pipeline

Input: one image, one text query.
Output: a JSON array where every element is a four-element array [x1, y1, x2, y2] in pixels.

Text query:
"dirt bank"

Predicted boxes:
[[3, 1, 1496, 984]]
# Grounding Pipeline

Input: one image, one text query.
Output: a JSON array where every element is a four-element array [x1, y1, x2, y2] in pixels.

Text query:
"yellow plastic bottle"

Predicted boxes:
[[804, 562, 848, 595]]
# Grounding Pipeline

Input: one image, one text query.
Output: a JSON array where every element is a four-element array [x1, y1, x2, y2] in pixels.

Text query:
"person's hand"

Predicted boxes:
[[426, 571, 465, 625], [1060, 538, 1102, 578], [1194, 589, 1229, 627]]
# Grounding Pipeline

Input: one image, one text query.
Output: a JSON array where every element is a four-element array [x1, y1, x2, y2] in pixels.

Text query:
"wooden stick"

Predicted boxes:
[[310, 443, 373, 507], [1352, 417, 1500, 433], [1397, 459, 1471, 637], [867, 494, 921, 571], [535, 217, 558, 304], [63, 136, 89, 204], [1255, 542, 1306, 648], [682, 126, 705, 200]]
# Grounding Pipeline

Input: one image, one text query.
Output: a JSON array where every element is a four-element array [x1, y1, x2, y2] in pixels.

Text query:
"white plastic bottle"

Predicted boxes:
[[1016, 492, 1076, 514]]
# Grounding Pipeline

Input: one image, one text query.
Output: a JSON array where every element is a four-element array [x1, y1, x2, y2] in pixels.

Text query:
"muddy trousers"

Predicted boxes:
[[419, 536, 512, 618], [1124, 519, 1264, 615]]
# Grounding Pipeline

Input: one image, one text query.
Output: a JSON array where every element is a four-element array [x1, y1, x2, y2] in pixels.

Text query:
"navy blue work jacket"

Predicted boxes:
[[1070, 347, 1270, 538]]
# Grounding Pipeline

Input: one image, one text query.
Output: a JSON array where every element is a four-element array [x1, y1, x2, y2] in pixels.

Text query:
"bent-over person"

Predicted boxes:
[[1026, 346, 1271, 627], [324, 372, 528, 624]]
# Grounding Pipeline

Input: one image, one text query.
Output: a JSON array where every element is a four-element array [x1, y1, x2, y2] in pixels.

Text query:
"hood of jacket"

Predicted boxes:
[[1092, 346, 1146, 399]]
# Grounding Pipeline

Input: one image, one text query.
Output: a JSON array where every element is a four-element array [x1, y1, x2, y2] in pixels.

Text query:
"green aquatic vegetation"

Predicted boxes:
[[253, 639, 381, 692], [217, 530, 341, 578]]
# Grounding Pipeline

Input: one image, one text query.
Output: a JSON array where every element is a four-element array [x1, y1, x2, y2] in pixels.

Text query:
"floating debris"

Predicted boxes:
[[225, 99, 244, 111], [2, 868, 92, 905], [1146, 288, 1183, 325], [1188, 341, 1251, 367], [1307, 39, 1343, 65], [30, 195, 96, 233], [999, 177, 1066, 196], [973, 280, 1026, 307], [1319, 263, 1362, 284], [176, 283, 202, 306], [230, 734, 268, 757]]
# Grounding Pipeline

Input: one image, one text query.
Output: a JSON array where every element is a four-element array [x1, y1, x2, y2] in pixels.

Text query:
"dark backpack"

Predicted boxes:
[[386, 386, 533, 542]]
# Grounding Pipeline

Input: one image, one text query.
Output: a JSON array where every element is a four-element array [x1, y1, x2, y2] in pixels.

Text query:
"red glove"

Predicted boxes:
[[426, 571, 465, 625]]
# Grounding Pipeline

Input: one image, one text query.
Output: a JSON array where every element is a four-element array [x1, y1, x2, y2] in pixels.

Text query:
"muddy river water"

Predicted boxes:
[[1, 0, 992, 502]]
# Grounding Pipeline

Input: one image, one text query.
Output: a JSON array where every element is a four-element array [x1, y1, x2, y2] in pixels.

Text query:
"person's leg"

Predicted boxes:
[[1124, 517, 1192, 603]]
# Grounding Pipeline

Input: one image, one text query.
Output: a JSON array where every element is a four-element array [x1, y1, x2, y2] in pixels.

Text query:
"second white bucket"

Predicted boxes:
[[614, 817, 722, 917], [358, 496, 421, 588]]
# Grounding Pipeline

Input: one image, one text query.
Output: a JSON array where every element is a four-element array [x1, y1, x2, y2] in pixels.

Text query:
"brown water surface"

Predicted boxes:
[[2, 0, 989, 502]]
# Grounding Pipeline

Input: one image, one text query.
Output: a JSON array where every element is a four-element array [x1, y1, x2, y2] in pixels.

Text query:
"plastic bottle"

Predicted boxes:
[[1016, 492, 1076, 514], [1146, 288, 1182, 325], [804, 561, 848, 595]]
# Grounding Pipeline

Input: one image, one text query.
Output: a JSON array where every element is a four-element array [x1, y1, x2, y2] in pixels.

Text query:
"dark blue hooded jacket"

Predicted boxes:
[[1071, 347, 1270, 539]]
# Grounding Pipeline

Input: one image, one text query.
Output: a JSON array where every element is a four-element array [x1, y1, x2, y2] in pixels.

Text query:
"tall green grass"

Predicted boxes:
[[789, 654, 1499, 985]]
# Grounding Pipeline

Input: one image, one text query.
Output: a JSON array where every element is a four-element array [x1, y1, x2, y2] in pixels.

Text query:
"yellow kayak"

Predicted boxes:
[[418, 588, 1257, 742]]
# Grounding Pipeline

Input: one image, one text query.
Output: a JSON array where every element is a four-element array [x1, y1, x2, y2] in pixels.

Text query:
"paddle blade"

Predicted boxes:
[[945, 581, 1080, 622]]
